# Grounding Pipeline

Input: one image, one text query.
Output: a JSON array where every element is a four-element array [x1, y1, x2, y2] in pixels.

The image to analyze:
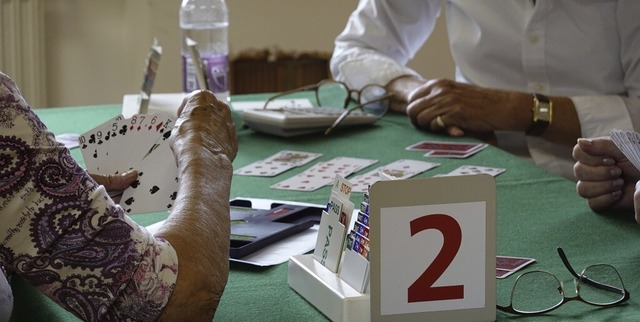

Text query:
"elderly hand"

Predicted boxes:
[[172, 90, 238, 162], [405, 79, 531, 137], [572, 137, 639, 216], [89, 170, 138, 203]]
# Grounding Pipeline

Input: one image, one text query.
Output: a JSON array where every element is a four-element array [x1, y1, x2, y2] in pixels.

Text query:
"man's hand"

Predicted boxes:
[[573, 137, 639, 214], [405, 79, 531, 137]]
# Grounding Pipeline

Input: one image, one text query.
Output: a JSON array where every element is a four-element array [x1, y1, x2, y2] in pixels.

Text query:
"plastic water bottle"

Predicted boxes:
[[180, 0, 229, 102]]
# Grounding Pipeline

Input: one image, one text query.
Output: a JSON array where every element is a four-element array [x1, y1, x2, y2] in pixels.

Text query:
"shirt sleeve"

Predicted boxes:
[[571, 1, 640, 137], [0, 72, 178, 321], [330, 0, 442, 89]]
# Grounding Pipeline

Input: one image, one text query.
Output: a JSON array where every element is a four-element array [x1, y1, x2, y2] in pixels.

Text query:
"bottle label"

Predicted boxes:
[[182, 54, 229, 93]]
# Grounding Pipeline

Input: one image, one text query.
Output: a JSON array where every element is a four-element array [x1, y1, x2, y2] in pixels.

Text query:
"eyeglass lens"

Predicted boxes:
[[316, 82, 350, 109], [510, 271, 564, 313], [358, 84, 390, 116], [316, 82, 389, 117], [578, 264, 626, 305]]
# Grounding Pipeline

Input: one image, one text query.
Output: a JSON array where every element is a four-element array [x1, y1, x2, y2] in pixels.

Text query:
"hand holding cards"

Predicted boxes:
[[610, 129, 640, 171], [79, 114, 178, 214]]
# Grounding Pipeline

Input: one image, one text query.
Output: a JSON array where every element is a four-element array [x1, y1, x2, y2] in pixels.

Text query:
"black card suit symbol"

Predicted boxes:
[[138, 171, 144, 176], [149, 185, 160, 194], [162, 130, 172, 141], [124, 197, 135, 205], [89, 134, 96, 144], [166, 203, 172, 209], [93, 149, 98, 158], [119, 125, 127, 135], [82, 143, 87, 149], [170, 191, 177, 200], [131, 179, 140, 188]]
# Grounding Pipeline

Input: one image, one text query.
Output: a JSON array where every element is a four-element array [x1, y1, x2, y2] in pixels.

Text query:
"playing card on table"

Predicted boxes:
[[610, 129, 640, 171], [265, 150, 323, 166], [496, 255, 535, 279], [406, 140, 487, 158], [234, 150, 322, 177], [350, 159, 440, 192], [271, 157, 377, 191], [439, 165, 505, 177]]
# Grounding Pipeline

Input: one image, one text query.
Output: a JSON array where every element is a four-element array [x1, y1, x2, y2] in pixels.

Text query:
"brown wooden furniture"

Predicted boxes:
[[229, 48, 331, 94]]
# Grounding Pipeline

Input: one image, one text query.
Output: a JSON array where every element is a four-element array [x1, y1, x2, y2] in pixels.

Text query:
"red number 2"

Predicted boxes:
[[408, 214, 464, 303]]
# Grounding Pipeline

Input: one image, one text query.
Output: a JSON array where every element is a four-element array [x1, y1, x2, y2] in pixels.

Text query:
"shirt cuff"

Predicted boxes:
[[571, 95, 635, 137]]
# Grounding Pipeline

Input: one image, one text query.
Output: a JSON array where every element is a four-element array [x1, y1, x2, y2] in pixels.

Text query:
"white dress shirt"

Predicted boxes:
[[331, 0, 640, 179]]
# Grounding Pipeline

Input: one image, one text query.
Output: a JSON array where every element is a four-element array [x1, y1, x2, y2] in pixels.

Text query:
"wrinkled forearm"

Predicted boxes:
[[156, 96, 236, 321]]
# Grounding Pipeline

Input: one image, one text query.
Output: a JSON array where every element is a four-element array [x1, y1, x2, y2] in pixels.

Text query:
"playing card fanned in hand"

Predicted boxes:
[[610, 129, 640, 171], [79, 114, 177, 214]]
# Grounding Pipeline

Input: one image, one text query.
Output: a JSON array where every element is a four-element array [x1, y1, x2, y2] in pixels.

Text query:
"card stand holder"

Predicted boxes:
[[287, 254, 370, 322]]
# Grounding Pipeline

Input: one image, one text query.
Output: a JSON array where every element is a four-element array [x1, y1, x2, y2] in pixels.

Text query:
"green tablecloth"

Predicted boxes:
[[10, 98, 640, 321]]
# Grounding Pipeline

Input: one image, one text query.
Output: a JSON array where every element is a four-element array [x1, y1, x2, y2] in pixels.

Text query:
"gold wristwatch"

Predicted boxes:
[[526, 93, 552, 136]]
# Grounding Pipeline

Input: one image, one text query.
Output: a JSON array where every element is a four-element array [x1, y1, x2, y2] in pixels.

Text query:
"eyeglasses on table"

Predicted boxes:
[[496, 247, 630, 316], [262, 79, 393, 135]]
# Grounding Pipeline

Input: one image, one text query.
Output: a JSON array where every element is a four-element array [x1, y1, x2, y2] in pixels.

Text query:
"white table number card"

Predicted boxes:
[[369, 175, 496, 322]]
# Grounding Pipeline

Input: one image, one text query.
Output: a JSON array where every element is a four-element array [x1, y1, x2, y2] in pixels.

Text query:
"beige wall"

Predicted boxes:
[[44, 0, 454, 107]]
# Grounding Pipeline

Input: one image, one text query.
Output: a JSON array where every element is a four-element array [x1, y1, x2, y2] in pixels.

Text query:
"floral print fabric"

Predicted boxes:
[[0, 72, 178, 321]]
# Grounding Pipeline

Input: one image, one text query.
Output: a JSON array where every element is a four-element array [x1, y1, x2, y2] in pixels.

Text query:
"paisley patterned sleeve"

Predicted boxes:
[[0, 72, 178, 321]]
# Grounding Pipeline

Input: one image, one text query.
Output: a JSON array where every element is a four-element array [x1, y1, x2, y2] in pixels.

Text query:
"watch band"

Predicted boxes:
[[526, 93, 552, 136]]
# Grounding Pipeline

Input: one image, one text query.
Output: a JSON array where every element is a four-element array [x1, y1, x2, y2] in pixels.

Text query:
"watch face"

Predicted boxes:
[[534, 99, 552, 123], [528, 94, 552, 135], [537, 102, 551, 122]]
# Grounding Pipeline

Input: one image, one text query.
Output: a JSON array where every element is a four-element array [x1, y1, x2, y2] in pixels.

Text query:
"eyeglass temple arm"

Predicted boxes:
[[262, 82, 324, 109], [557, 247, 628, 296], [324, 108, 352, 135]]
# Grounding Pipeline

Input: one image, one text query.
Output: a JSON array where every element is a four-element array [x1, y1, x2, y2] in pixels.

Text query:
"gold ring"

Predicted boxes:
[[435, 115, 446, 128]]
